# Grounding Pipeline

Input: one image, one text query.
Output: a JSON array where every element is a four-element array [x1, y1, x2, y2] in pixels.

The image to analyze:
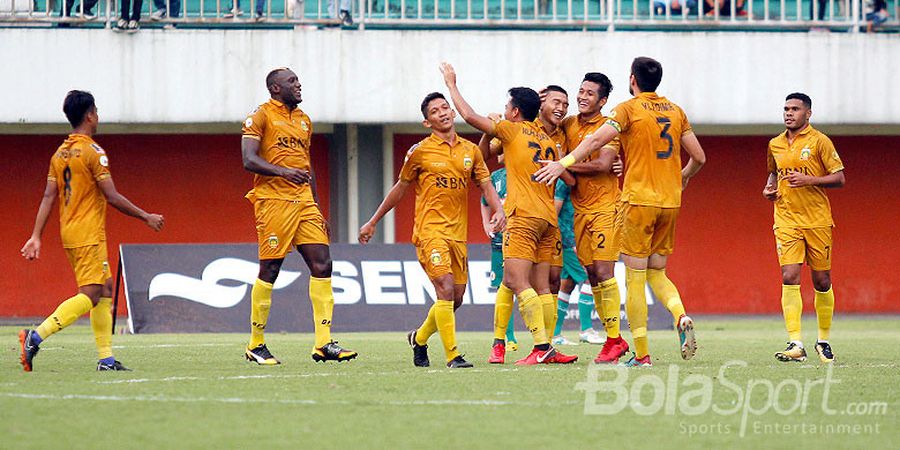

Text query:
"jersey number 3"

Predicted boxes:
[[656, 117, 673, 160]]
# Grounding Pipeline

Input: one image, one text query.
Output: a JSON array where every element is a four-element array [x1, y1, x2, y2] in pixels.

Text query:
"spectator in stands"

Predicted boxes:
[[810, 0, 827, 20], [653, 0, 698, 16], [113, 0, 142, 31], [63, 0, 98, 18], [328, 0, 353, 25], [702, 0, 746, 16], [865, 0, 889, 32], [150, 0, 182, 21], [224, 0, 266, 20]]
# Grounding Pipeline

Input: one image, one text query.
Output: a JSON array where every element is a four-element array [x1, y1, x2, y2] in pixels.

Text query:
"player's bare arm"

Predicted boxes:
[[98, 178, 164, 231], [680, 131, 707, 190], [478, 179, 506, 233], [358, 180, 411, 244], [241, 136, 310, 185], [478, 133, 502, 160], [533, 123, 619, 185], [785, 170, 845, 189], [439, 62, 496, 135], [763, 172, 779, 201], [480, 202, 494, 239], [21, 179, 59, 261], [567, 148, 621, 176]]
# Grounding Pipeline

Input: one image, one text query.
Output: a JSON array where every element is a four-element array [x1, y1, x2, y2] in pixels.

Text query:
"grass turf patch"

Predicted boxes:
[[1, 317, 898, 449]]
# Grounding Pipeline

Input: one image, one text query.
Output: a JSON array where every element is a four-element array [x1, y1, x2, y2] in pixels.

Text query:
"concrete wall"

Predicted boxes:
[[2, 28, 898, 126]]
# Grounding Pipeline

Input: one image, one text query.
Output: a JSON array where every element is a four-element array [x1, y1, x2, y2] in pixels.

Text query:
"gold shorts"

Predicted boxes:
[[65, 241, 111, 287], [774, 226, 833, 271], [621, 204, 679, 258], [254, 199, 329, 260], [503, 215, 561, 264], [574, 210, 620, 265], [415, 239, 468, 285]]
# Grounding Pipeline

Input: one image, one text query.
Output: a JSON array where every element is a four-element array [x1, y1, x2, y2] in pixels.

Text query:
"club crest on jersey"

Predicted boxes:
[[300, 121, 309, 131], [463, 156, 472, 169], [430, 249, 442, 265], [267, 234, 279, 249], [800, 147, 811, 161], [99, 155, 109, 167], [245, 117, 253, 128]]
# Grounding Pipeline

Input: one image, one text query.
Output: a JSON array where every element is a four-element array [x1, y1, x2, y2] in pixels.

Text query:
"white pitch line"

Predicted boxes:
[[92, 368, 526, 385], [0, 392, 580, 407], [95, 376, 201, 385], [111, 343, 233, 349]]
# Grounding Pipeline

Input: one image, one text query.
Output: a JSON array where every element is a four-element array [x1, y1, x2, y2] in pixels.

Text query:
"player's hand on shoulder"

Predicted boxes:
[[762, 184, 778, 201], [280, 168, 311, 185], [145, 213, 165, 231], [358, 222, 376, 244], [439, 62, 457, 87], [21, 237, 41, 260]]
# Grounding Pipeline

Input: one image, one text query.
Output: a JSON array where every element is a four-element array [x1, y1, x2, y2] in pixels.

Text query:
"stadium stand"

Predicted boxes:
[[0, 0, 897, 30]]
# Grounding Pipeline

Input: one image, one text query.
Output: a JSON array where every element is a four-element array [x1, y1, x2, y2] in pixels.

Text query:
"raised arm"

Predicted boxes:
[[97, 178, 164, 231], [358, 180, 412, 244], [20, 180, 58, 260], [440, 63, 496, 135], [241, 137, 310, 185], [533, 123, 619, 184], [680, 132, 706, 190]]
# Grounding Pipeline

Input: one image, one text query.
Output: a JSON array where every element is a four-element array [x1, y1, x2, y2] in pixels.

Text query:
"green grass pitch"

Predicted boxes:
[[2, 317, 898, 449]]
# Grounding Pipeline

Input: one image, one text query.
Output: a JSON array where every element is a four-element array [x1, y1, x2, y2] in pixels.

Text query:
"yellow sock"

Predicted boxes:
[[90, 297, 113, 360], [647, 269, 686, 327], [594, 278, 621, 339], [249, 279, 273, 349], [493, 284, 515, 341], [540, 294, 557, 339], [416, 305, 438, 346], [309, 277, 334, 349], [814, 287, 835, 342], [434, 300, 460, 362], [518, 288, 548, 346], [35, 293, 93, 340], [625, 268, 649, 358], [781, 284, 803, 342]]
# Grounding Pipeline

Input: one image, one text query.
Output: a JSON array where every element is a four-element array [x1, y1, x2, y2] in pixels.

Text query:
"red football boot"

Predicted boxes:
[[594, 335, 629, 364], [488, 342, 506, 364], [543, 348, 578, 364]]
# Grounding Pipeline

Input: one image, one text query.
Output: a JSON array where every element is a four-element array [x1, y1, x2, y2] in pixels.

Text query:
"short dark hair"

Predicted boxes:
[[582, 72, 613, 99], [508, 87, 541, 121], [542, 85, 568, 97], [63, 90, 95, 128], [785, 92, 812, 109], [266, 68, 288, 90], [631, 57, 663, 93], [420, 92, 447, 118]]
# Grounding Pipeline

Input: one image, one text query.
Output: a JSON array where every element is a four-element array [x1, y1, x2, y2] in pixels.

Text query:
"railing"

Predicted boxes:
[[0, 0, 897, 31]]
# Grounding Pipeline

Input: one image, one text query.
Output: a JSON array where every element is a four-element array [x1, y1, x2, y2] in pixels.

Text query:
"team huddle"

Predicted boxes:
[[18, 57, 845, 372]]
